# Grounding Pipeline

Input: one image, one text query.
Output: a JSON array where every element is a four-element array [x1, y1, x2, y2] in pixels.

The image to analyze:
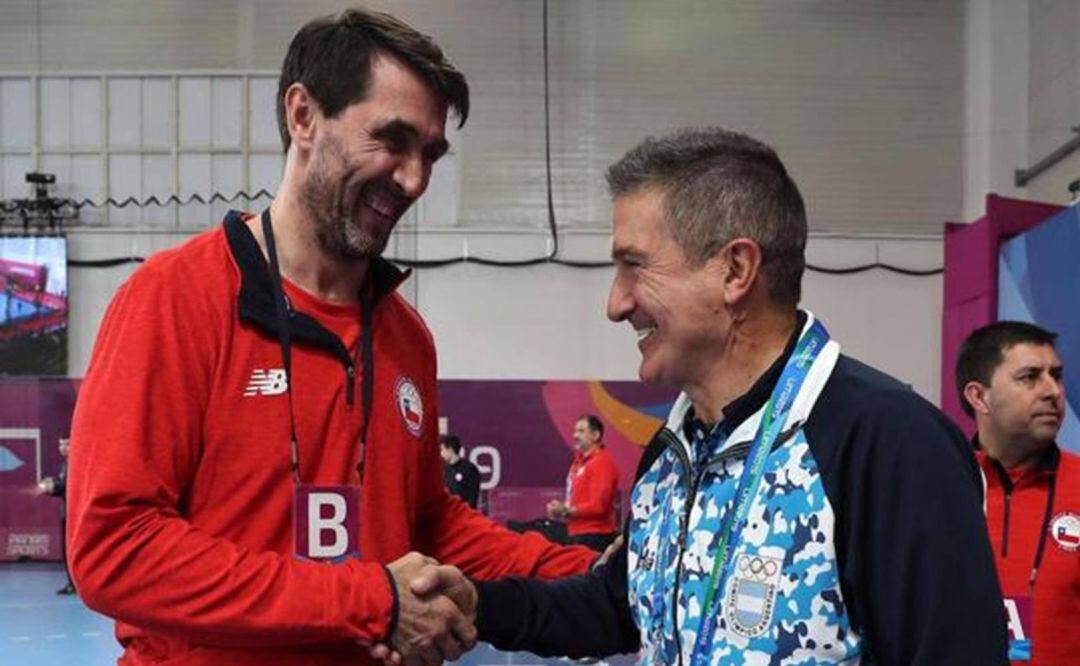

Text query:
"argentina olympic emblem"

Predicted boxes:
[[1050, 512, 1080, 552], [395, 376, 424, 437], [725, 553, 783, 638]]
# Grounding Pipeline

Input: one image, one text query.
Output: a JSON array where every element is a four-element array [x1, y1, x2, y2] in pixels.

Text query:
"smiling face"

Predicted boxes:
[[976, 342, 1066, 457], [299, 54, 449, 260], [607, 187, 730, 389]]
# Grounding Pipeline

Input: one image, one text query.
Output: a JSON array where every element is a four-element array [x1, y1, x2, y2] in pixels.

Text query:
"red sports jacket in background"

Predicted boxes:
[[978, 446, 1080, 666], [566, 446, 619, 537]]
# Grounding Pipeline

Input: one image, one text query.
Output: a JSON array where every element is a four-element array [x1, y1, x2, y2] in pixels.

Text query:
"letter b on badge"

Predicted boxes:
[[294, 486, 360, 561]]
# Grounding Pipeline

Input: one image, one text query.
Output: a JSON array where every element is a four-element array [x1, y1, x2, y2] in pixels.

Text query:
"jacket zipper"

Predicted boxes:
[[658, 423, 801, 665], [1002, 485, 1012, 558], [993, 463, 1014, 559], [660, 429, 749, 666], [657, 428, 693, 666], [345, 363, 356, 406]]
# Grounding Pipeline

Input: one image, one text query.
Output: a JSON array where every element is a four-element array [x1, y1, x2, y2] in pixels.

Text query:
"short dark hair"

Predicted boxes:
[[439, 434, 462, 454], [606, 127, 807, 308], [955, 321, 1059, 417], [276, 7, 469, 152], [578, 414, 604, 439]]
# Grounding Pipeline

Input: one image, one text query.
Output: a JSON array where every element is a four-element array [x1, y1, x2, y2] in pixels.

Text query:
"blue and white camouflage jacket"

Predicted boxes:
[[477, 312, 1008, 665]]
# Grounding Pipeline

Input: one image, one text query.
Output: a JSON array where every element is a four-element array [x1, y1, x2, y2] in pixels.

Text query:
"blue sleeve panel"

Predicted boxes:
[[804, 355, 1008, 665]]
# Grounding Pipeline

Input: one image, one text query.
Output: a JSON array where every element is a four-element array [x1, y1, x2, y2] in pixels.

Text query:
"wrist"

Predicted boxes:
[[379, 564, 400, 643]]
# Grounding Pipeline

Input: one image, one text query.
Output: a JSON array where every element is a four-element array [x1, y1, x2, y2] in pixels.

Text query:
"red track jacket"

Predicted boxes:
[[67, 213, 595, 665], [979, 445, 1080, 665], [566, 446, 619, 537]]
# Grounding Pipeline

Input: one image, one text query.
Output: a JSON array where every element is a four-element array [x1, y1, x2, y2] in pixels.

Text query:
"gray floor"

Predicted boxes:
[[0, 563, 636, 665], [0, 563, 117, 665]]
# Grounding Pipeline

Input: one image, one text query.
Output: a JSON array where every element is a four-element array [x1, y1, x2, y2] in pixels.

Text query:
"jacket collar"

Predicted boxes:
[[975, 435, 1061, 487], [680, 310, 807, 441], [576, 445, 606, 463], [224, 210, 409, 359], [668, 310, 841, 463]]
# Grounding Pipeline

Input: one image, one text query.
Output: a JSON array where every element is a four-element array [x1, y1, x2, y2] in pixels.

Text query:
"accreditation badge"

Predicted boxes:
[[293, 485, 360, 562], [1003, 595, 1033, 661]]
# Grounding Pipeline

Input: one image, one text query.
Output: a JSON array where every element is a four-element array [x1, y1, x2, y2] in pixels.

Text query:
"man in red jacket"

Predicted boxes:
[[547, 415, 620, 552], [67, 8, 594, 666], [957, 321, 1080, 665]]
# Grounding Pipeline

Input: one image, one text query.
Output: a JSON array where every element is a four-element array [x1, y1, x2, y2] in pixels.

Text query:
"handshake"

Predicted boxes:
[[373, 552, 479, 666]]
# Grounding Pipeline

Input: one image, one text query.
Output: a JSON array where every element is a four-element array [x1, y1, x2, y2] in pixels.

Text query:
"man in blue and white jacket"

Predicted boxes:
[[469, 128, 1008, 665]]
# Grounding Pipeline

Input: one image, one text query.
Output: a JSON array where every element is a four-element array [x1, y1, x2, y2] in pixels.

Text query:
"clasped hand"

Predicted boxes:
[[546, 499, 570, 520], [370, 551, 478, 666]]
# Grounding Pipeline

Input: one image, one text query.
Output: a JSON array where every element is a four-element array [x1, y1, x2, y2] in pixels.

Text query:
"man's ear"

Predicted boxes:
[[711, 237, 763, 306], [282, 82, 320, 153], [963, 381, 992, 416]]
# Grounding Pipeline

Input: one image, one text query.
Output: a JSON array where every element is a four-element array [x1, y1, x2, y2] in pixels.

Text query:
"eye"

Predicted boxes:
[[372, 126, 411, 154], [423, 146, 448, 165], [382, 133, 408, 153]]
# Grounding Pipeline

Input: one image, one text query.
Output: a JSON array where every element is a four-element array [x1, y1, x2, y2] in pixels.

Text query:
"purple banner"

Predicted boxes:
[[0, 377, 674, 560], [439, 379, 676, 523], [0, 377, 78, 561]]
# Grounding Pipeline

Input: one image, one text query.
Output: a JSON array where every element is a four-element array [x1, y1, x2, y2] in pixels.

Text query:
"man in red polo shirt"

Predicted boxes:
[[547, 415, 620, 552], [957, 321, 1080, 665]]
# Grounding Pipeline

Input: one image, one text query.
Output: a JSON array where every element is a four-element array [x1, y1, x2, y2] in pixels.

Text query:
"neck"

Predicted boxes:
[[979, 428, 1051, 471], [447, 453, 461, 464], [687, 307, 798, 423], [258, 179, 370, 304]]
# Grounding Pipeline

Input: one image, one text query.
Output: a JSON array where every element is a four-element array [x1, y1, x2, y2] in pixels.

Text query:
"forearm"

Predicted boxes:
[[566, 498, 606, 520], [69, 502, 396, 647], [475, 545, 637, 658], [421, 491, 596, 580]]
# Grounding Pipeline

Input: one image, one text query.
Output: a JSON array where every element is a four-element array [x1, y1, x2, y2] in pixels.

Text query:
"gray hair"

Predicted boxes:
[[606, 128, 807, 308]]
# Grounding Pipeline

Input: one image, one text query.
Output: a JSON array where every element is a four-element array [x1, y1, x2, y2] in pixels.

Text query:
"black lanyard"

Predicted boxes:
[[1029, 472, 1057, 590], [260, 209, 375, 485]]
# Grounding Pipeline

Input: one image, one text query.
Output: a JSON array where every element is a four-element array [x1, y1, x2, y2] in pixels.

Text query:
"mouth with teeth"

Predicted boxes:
[[636, 326, 657, 344], [357, 183, 406, 223]]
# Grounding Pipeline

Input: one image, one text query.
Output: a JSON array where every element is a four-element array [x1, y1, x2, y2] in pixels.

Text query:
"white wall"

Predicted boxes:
[[1027, 0, 1080, 204], [66, 228, 944, 402], [1, 0, 981, 406], [2, 0, 966, 233], [420, 233, 944, 399], [963, 0, 1029, 219]]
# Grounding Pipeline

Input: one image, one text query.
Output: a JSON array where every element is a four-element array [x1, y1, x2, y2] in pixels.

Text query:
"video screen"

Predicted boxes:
[[0, 236, 68, 375]]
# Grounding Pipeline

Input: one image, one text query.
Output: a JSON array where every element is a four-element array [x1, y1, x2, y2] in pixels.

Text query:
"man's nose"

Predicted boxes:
[[607, 275, 633, 323]]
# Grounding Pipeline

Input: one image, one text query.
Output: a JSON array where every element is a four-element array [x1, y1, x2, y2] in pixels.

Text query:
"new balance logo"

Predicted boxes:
[[244, 369, 288, 397]]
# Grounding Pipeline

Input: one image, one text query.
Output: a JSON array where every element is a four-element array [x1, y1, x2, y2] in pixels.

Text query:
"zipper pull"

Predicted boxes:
[[345, 364, 356, 405]]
